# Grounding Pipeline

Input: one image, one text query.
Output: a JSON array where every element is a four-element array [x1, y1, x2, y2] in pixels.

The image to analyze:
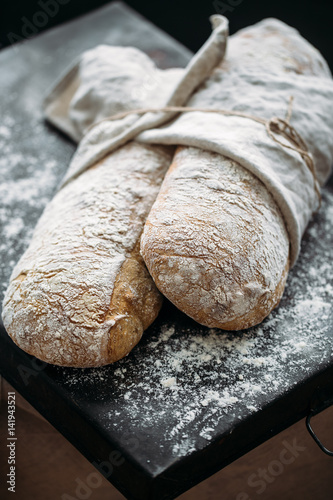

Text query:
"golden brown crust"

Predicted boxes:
[[106, 241, 162, 363], [207, 260, 290, 330], [141, 146, 290, 331]]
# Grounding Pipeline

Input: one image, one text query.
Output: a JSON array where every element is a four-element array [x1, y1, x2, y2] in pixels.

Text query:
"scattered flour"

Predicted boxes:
[[0, 111, 73, 302], [0, 101, 332, 463], [0, 125, 11, 139], [161, 377, 177, 388]]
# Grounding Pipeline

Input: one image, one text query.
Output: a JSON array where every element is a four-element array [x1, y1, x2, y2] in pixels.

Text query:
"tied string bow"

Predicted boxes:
[[265, 96, 321, 208], [87, 96, 321, 208]]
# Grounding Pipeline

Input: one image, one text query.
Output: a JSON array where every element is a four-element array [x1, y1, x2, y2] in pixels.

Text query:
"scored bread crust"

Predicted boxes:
[[141, 146, 290, 330], [2, 142, 173, 367]]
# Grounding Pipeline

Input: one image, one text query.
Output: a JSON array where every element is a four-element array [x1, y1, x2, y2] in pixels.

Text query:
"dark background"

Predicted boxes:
[[0, 0, 332, 69]]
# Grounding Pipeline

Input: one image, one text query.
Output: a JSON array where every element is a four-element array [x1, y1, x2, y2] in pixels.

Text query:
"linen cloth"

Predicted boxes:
[[43, 15, 333, 265]]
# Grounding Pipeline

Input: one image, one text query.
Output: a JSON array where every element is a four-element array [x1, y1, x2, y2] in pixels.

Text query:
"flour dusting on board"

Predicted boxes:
[[57, 190, 333, 459], [0, 111, 73, 301]]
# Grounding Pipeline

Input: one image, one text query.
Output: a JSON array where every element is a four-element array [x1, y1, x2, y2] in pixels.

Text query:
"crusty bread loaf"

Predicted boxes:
[[141, 147, 290, 330], [2, 142, 173, 367], [140, 21, 330, 331]]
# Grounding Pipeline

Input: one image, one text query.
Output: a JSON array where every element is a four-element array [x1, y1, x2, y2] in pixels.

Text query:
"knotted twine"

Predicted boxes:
[[86, 96, 321, 209]]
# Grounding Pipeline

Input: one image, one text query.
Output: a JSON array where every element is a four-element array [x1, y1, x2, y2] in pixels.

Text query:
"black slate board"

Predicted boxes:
[[0, 3, 333, 499]]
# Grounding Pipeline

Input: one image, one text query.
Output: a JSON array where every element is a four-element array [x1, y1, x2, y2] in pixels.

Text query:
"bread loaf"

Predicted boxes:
[[141, 147, 290, 330], [2, 142, 173, 367], [141, 22, 329, 331]]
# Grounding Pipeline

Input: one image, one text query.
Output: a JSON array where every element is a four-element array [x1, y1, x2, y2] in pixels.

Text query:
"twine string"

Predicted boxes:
[[87, 97, 321, 207]]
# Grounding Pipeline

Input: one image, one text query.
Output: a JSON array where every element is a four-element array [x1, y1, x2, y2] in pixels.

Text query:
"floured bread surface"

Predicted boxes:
[[2, 142, 173, 367], [141, 20, 329, 331], [141, 146, 290, 330]]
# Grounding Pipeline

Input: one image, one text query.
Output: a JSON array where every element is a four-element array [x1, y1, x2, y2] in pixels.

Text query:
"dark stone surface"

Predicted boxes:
[[0, 3, 332, 499]]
